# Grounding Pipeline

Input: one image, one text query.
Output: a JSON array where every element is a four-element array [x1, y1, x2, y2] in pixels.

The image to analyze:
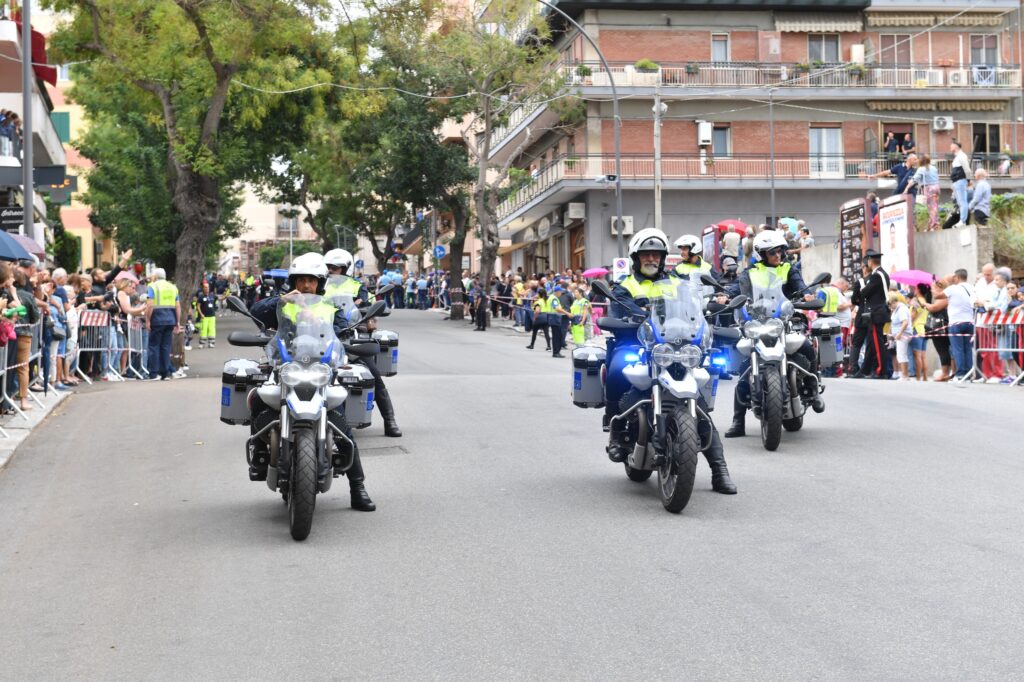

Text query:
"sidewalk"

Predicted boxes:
[[0, 389, 70, 472]]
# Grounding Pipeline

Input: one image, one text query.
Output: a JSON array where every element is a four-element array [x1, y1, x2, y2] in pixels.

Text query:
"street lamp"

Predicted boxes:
[[532, 0, 625, 257]]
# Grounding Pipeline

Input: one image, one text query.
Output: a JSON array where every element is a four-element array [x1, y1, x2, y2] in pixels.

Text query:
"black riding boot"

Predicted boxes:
[[724, 388, 746, 438], [347, 445, 376, 511], [375, 377, 402, 437], [606, 416, 629, 463], [702, 428, 737, 494]]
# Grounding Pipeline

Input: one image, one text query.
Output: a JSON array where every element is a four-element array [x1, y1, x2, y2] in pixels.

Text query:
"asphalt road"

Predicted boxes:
[[1, 309, 1022, 680]]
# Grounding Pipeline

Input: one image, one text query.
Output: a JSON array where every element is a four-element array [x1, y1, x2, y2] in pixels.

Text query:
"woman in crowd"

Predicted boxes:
[[526, 286, 550, 351], [569, 284, 592, 347], [986, 268, 1019, 384], [888, 291, 913, 381], [11, 269, 39, 410], [909, 154, 941, 231], [114, 277, 147, 378], [922, 279, 953, 381], [909, 284, 931, 381]]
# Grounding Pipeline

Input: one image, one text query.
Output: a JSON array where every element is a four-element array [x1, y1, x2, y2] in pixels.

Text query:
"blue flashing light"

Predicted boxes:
[[321, 339, 334, 364], [623, 352, 641, 364], [711, 354, 728, 367], [277, 337, 292, 363]]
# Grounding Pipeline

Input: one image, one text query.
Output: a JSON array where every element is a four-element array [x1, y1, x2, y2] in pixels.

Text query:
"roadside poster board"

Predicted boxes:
[[838, 198, 867, 282], [701, 225, 721, 271], [879, 194, 914, 273]]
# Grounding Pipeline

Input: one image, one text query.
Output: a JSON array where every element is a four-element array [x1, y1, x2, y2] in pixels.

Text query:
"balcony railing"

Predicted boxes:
[[497, 153, 1024, 221], [489, 100, 545, 152], [564, 61, 1022, 90]]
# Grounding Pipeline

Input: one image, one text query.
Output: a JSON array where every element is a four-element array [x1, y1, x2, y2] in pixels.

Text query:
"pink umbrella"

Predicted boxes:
[[9, 233, 44, 260], [582, 267, 609, 278], [890, 269, 935, 287], [114, 270, 139, 283]]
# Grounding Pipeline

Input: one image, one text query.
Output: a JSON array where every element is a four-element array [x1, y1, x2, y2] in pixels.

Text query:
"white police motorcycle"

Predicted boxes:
[[734, 272, 827, 451], [222, 293, 385, 541], [591, 277, 744, 512]]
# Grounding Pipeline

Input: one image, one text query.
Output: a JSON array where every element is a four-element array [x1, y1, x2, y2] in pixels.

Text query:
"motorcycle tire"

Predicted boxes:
[[288, 429, 318, 541], [659, 408, 699, 514], [761, 370, 784, 452], [782, 415, 804, 432], [624, 464, 653, 482]]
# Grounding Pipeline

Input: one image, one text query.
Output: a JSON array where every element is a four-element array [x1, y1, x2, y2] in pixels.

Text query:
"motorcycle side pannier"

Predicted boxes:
[[572, 347, 606, 408], [221, 359, 264, 425], [338, 364, 376, 429], [371, 330, 399, 376], [811, 316, 843, 367]]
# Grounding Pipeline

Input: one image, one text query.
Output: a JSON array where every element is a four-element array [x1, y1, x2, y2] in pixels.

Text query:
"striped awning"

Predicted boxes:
[[867, 13, 1005, 28], [866, 100, 1007, 112], [775, 13, 863, 33]]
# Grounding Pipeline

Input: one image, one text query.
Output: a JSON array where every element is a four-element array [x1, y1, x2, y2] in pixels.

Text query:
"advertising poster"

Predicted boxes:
[[701, 225, 720, 271], [879, 195, 914, 273], [838, 198, 867, 282]]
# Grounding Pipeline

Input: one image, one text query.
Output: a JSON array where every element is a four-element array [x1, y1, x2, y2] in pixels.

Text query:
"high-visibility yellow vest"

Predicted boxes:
[[747, 262, 792, 289], [323, 277, 361, 299], [150, 280, 178, 308], [544, 296, 561, 314], [820, 285, 841, 315], [281, 300, 337, 325], [674, 259, 713, 277], [619, 275, 679, 300]]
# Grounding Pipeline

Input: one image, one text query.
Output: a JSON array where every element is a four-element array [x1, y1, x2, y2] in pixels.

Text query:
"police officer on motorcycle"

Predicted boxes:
[[323, 248, 402, 438], [673, 234, 717, 281], [724, 230, 820, 438], [604, 228, 736, 494], [249, 253, 375, 511]]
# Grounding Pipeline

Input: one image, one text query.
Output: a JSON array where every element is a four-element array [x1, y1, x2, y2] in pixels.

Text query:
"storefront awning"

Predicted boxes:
[[776, 13, 863, 32], [867, 13, 1004, 28], [498, 242, 529, 256]]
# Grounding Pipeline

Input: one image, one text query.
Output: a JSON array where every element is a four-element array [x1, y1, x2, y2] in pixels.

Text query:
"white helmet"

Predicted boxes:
[[752, 230, 788, 260], [288, 252, 328, 294], [324, 248, 354, 273], [673, 234, 702, 255], [628, 228, 669, 278]]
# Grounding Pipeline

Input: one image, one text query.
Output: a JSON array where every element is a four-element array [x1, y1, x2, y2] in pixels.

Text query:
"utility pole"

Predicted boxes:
[[21, 0, 33, 241], [768, 88, 776, 229], [653, 88, 667, 232]]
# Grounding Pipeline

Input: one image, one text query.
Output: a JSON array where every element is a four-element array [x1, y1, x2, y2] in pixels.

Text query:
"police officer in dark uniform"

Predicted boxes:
[[724, 230, 820, 438], [604, 228, 736, 494], [852, 249, 891, 379]]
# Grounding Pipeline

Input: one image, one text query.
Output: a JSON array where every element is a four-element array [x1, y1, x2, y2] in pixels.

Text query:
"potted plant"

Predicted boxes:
[[811, 59, 824, 69], [685, 63, 700, 75], [794, 62, 810, 73], [575, 64, 592, 78], [704, 157, 715, 168], [846, 63, 867, 80], [634, 58, 660, 73], [564, 156, 579, 172]]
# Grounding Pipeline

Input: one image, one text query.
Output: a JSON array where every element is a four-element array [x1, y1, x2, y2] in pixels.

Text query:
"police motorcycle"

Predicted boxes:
[[222, 292, 387, 541], [588, 276, 746, 513], [733, 271, 829, 451]]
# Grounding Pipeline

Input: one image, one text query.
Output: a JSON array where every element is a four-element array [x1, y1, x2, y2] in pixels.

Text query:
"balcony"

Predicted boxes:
[[497, 153, 1024, 228], [566, 61, 1022, 93]]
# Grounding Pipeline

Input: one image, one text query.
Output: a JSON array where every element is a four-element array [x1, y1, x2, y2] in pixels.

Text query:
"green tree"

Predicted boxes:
[[258, 240, 319, 271], [45, 0, 332, 297]]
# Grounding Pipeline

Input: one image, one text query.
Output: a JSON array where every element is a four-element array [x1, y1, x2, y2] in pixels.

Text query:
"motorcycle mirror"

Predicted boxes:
[[812, 272, 832, 287], [226, 295, 248, 315], [364, 300, 387, 320], [724, 294, 748, 312], [591, 279, 613, 298], [377, 283, 396, 297]]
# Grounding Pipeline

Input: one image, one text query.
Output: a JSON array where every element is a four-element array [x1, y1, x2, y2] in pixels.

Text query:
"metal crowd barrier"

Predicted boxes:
[[124, 315, 148, 379], [75, 310, 121, 383], [972, 308, 1024, 387], [0, 321, 46, 425]]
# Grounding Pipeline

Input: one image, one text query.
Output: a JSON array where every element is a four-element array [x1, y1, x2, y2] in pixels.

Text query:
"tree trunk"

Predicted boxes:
[[171, 165, 221, 301], [446, 198, 469, 321]]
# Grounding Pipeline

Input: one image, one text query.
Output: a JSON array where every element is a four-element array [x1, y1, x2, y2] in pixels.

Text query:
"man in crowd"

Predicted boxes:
[[196, 279, 218, 348], [145, 268, 180, 381], [850, 250, 891, 379], [968, 168, 991, 226]]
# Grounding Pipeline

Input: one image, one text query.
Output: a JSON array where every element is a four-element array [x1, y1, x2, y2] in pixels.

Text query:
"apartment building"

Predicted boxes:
[[495, 0, 1024, 272], [0, 9, 68, 253]]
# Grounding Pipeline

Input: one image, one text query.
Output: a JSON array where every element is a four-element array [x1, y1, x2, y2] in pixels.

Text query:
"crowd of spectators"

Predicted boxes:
[[0, 109, 22, 144]]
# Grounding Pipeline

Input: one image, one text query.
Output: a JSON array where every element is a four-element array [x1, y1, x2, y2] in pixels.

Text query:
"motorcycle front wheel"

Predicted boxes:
[[288, 428, 318, 541], [659, 408, 699, 513], [761, 370, 784, 451]]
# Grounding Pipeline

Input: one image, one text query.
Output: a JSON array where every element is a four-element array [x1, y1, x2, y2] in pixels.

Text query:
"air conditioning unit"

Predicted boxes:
[[567, 202, 586, 220], [933, 116, 955, 131], [611, 215, 634, 237], [697, 121, 713, 146], [947, 69, 968, 86]]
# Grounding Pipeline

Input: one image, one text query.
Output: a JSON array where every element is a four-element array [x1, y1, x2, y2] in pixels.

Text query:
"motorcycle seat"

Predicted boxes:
[[793, 299, 825, 311], [597, 318, 641, 332], [345, 342, 380, 358]]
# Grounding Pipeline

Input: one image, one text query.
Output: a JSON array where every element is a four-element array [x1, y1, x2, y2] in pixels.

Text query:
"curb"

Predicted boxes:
[[0, 390, 71, 474]]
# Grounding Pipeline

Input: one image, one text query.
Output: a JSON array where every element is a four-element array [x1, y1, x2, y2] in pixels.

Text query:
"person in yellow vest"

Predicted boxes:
[[673, 234, 718, 281], [249, 253, 375, 511], [144, 268, 180, 381], [526, 287, 551, 351], [724, 230, 819, 438], [569, 285, 591, 346], [323, 248, 400, 438]]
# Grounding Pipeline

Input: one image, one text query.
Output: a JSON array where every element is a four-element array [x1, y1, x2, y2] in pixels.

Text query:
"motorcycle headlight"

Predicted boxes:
[[678, 345, 703, 369], [280, 362, 332, 388], [744, 319, 784, 340], [652, 343, 675, 367]]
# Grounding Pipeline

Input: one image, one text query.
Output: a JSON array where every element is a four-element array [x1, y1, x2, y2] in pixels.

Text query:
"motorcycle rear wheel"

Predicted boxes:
[[659, 409, 699, 513], [288, 429, 318, 541]]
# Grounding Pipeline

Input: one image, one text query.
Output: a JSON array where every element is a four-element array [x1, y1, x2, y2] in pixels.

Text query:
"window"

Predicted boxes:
[[972, 123, 1000, 155], [51, 111, 71, 144], [809, 126, 843, 176], [879, 34, 911, 65], [276, 207, 299, 238], [807, 34, 840, 63], [970, 35, 998, 65], [711, 34, 729, 63], [712, 126, 731, 156]]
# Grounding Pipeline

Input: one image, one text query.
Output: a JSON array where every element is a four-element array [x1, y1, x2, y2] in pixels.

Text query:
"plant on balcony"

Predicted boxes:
[[634, 58, 660, 73], [794, 62, 810, 73], [685, 63, 700, 75], [564, 156, 580, 171], [575, 64, 592, 78], [811, 59, 824, 69], [703, 157, 715, 168], [846, 63, 867, 79]]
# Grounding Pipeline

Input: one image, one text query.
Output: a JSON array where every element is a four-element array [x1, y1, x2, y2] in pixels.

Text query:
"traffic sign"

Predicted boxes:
[[611, 257, 629, 282], [434, 245, 447, 259], [354, 259, 364, 269]]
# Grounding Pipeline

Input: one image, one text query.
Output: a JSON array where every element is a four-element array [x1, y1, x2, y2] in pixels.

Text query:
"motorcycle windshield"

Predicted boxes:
[[749, 272, 793, 322], [275, 293, 338, 365], [325, 277, 362, 327], [652, 279, 708, 346]]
